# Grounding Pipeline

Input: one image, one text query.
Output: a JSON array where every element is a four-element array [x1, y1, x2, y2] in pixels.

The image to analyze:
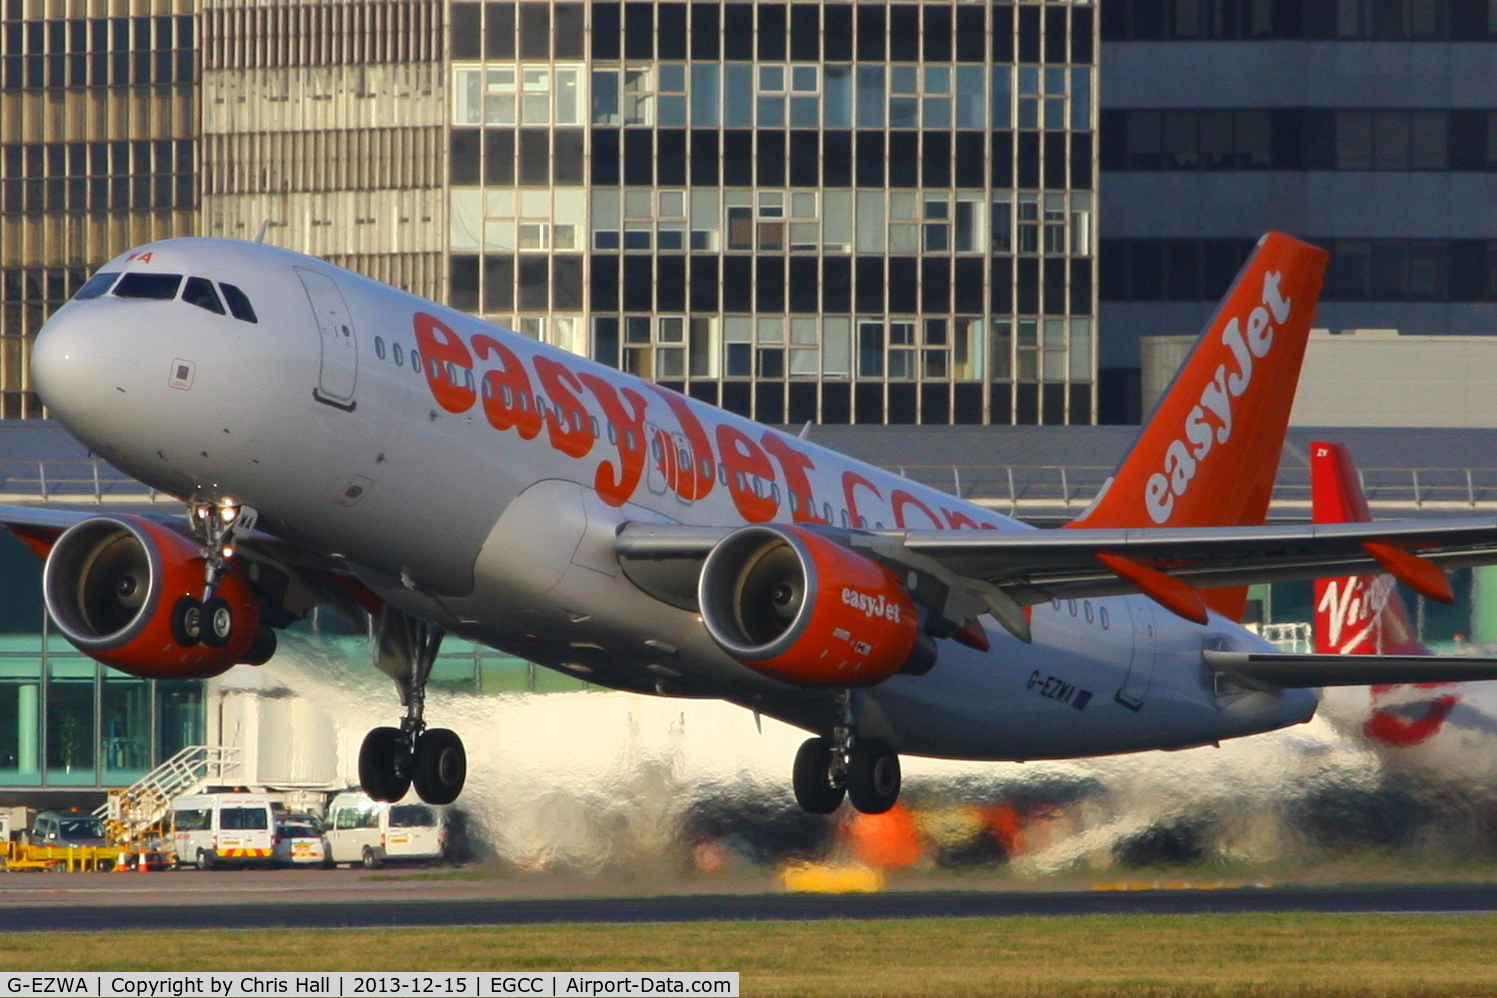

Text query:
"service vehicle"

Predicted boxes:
[[272, 812, 331, 867], [169, 792, 276, 869], [29, 810, 106, 848], [325, 791, 445, 869]]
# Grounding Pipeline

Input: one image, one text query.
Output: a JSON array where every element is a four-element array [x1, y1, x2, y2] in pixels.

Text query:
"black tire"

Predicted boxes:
[[195, 849, 214, 871], [846, 739, 901, 815], [792, 737, 846, 814], [412, 728, 466, 806], [171, 597, 203, 647], [242, 626, 277, 666], [359, 726, 411, 802], [200, 596, 234, 649], [361, 846, 382, 870]]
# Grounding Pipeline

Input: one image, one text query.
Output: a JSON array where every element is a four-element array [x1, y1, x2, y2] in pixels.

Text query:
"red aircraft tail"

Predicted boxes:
[[1311, 441, 1450, 748], [1310, 441, 1428, 657], [1073, 232, 1329, 621]]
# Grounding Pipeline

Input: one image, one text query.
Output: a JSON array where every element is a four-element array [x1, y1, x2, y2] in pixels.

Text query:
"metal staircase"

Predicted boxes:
[[95, 746, 245, 848]]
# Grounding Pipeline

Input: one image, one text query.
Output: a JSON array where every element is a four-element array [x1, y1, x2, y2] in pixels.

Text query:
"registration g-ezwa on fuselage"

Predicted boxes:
[[18, 232, 1497, 815]]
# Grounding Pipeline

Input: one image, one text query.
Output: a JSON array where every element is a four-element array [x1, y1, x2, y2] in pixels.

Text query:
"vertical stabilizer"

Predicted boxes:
[[1310, 441, 1427, 657], [1071, 232, 1329, 620]]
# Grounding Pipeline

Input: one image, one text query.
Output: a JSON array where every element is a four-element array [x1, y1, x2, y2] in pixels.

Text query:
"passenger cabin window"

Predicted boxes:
[[113, 273, 183, 299], [182, 277, 225, 315], [219, 283, 258, 323], [74, 272, 119, 300], [375, 336, 386, 360]]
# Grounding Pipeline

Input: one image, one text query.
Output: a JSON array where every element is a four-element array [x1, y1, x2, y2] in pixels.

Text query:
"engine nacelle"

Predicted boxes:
[[698, 524, 924, 687], [43, 515, 262, 679]]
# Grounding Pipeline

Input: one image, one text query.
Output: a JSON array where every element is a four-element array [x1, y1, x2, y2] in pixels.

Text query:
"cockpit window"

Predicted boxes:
[[74, 272, 119, 300], [220, 283, 258, 324], [182, 277, 225, 315], [113, 273, 183, 300]]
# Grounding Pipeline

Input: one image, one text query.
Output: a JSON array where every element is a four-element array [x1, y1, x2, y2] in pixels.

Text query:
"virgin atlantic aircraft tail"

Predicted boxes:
[[1309, 441, 1461, 748], [1073, 232, 1330, 621], [1311, 441, 1429, 657]]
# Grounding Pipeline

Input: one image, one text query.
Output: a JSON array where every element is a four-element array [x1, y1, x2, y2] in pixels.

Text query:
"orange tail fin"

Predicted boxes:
[[1071, 231, 1329, 621], [1310, 441, 1427, 656]]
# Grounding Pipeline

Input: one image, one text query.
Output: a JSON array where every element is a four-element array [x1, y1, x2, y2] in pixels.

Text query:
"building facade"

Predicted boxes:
[[445, 0, 1098, 425], [1098, 0, 1497, 421], [4, 0, 1100, 428], [0, 0, 198, 420]]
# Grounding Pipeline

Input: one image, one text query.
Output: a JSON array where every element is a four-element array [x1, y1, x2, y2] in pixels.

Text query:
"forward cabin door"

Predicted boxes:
[[297, 267, 359, 410], [1115, 599, 1158, 710]]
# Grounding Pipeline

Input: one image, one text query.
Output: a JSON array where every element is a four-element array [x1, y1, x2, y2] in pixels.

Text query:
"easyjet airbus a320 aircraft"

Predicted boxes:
[[13, 231, 1497, 815]]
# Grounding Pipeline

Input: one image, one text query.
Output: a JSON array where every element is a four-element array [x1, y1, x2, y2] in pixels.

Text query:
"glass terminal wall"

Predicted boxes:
[[0, 531, 203, 790]]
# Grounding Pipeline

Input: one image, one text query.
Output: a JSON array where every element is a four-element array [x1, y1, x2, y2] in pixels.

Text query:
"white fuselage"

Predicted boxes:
[[31, 238, 1318, 760]]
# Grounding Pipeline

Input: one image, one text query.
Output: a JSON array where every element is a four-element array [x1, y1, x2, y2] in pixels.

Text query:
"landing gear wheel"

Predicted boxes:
[[200, 596, 234, 649], [171, 597, 203, 648], [846, 739, 901, 815], [242, 627, 277, 666], [792, 737, 846, 814], [361, 846, 382, 870], [412, 728, 466, 806], [359, 726, 411, 802], [195, 849, 215, 871]]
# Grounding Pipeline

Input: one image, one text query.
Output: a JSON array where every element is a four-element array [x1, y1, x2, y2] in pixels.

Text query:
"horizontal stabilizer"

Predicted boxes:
[[1203, 649, 1497, 689]]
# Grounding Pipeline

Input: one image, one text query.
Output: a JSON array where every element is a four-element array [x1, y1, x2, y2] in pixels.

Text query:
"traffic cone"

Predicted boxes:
[[115, 849, 131, 872]]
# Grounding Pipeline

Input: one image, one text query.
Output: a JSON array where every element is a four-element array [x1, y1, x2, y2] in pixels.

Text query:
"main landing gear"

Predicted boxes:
[[359, 608, 468, 805], [171, 499, 276, 663], [791, 692, 901, 815]]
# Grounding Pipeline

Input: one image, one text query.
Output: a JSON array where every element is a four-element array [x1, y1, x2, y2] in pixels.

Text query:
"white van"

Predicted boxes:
[[169, 793, 277, 869], [324, 791, 446, 869]]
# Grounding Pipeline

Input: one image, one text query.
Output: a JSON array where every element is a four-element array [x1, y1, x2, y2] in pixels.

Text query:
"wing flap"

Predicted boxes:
[[1204, 649, 1497, 689]]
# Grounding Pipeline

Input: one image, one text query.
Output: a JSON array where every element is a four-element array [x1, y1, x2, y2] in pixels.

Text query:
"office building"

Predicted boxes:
[[0, 0, 198, 420], [4, 0, 1100, 428], [1098, 0, 1497, 421], [446, 0, 1099, 425]]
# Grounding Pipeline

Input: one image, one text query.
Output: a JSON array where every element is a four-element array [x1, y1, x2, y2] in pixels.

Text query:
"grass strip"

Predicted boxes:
[[6, 913, 1497, 997]]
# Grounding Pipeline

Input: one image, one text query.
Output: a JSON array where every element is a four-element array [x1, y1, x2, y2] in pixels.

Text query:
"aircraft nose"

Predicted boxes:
[[31, 304, 138, 426]]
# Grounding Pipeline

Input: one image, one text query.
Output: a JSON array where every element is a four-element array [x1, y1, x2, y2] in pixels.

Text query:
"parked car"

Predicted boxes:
[[273, 813, 331, 868], [29, 810, 107, 848], [324, 791, 446, 869], [168, 793, 277, 869]]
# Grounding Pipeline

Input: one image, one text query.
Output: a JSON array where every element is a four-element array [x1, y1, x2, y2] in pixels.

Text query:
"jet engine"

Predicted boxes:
[[42, 515, 267, 679], [698, 523, 929, 687]]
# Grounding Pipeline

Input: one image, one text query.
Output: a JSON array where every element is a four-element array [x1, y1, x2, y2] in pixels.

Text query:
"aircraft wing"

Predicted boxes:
[[0, 503, 378, 628], [895, 517, 1497, 602], [619, 517, 1497, 603], [0, 503, 95, 534], [616, 517, 1497, 638], [1203, 650, 1497, 689]]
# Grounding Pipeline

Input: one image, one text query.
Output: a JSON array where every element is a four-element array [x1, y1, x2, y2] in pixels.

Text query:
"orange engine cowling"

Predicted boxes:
[[698, 524, 927, 687], [42, 515, 262, 679]]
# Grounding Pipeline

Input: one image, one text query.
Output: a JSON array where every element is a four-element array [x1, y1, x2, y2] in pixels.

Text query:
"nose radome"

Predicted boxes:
[[31, 305, 135, 430]]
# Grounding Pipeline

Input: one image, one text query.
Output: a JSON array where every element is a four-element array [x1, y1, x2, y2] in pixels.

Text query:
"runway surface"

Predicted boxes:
[[3, 869, 1497, 931]]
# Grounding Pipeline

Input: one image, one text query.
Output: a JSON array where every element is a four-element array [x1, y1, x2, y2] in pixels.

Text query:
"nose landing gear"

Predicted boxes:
[[791, 692, 901, 815], [358, 608, 468, 805], [171, 499, 277, 664]]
